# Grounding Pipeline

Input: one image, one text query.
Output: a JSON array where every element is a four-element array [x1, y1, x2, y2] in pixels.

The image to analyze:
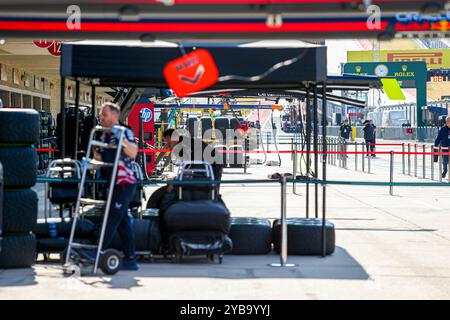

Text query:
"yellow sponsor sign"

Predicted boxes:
[[347, 49, 450, 69]]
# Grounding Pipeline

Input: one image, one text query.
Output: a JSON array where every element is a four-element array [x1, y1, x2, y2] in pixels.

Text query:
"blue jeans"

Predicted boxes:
[[101, 184, 137, 259]]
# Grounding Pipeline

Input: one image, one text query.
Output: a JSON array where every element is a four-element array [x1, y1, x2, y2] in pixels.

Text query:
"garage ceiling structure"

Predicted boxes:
[[60, 40, 390, 118], [0, 0, 448, 40]]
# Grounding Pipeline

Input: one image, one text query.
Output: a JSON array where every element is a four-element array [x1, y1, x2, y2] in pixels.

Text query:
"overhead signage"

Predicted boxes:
[[348, 49, 450, 69], [164, 49, 219, 97]]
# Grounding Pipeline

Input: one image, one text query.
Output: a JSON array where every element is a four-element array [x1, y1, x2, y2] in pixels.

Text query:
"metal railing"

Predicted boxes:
[[37, 175, 450, 269], [278, 126, 443, 142]]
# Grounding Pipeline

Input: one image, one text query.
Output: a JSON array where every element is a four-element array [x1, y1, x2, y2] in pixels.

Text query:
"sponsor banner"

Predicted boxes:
[[348, 49, 450, 69]]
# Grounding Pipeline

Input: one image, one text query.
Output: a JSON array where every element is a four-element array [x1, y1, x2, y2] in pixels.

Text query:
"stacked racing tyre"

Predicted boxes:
[[0, 109, 39, 268], [272, 218, 335, 256], [228, 218, 272, 255], [33, 218, 97, 258]]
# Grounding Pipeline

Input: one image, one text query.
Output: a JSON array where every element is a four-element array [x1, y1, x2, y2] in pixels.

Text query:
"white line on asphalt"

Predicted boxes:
[[413, 200, 444, 211]]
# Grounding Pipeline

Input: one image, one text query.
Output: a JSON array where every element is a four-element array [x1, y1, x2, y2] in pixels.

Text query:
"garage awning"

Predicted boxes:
[[61, 40, 327, 88]]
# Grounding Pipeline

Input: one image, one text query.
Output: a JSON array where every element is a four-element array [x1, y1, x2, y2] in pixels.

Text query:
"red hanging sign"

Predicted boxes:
[[164, 49, 219, 97], [33, 40, 53, 48], [47, 41, 62, 56], [33, 40, 62, 56]]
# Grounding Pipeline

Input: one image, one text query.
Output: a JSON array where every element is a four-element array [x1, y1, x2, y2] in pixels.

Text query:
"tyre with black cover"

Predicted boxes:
[[214, 117, 230, 132], [201, 117, 213, 137], [3, 189, 38, 233], [110, 219, 161, 253], [214, 117, 230, 141], [272, 218, 335, 255], [0, 233, 36, 268], [229, 218, 272, 254], [146, 186, 168, 209], [37, 238, 93, 254], [0, 147, 37, 188], [164, 200, 231, 234], [0, 109, 40, 144], [33, 218, 97, 240]]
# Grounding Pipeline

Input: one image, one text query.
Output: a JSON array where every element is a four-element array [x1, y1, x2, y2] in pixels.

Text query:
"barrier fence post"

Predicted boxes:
[[334, 139, 337, 166], [446, 147, 450, 183], [293, 142, 297, 194], [402, 143, 405, 175], [431, 145, 435, 181], [439, 146, 443, 183], [313, 86, 319, 219], [326, 138, 332, 166], [344, 139, 348, 169], [328, 138, 331, 165], [390, 151, 394, 196], [368, 143, 371, 174], [334, 138, 337, 166], [291, 138, 294, 161], [362, 143, 365, 173], [355, 142, 358, 171], [305, 88, 311, 219], [448, 148, 450, 184], [244, 137, 248, 174], [332, 139, 334, 165], [422, 144, 426, 179], [414, 144, 418, 177], [281, 176, 288, 265], [270, 176, 296, 267], [408, 143, 411, 176], [321, 82, 327, 258]]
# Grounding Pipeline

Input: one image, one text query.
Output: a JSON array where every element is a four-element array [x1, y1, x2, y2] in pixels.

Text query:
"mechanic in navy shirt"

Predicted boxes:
[[435, 116, 450, 179], [93, 102, 139, 271]]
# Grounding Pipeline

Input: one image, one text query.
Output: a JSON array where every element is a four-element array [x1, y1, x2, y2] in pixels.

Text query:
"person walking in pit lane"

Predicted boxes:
[[339, 119, 352, 159], [435, 116, 450, 179], [80, 102, 139, 271], [362, 120, 375, 158]]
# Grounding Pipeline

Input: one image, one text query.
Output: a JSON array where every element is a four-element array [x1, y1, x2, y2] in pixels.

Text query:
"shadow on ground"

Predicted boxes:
[[0, 246, 369, 290], [0, 268, 37, 287]]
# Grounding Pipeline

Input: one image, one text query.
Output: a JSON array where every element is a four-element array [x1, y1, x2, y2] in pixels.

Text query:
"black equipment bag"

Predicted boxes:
[[163, 162, 232, 262], [164, 200, 231, 234]]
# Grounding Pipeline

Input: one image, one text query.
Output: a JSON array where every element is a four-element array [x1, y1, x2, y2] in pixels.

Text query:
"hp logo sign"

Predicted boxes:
[[140, 108, 153, 122]]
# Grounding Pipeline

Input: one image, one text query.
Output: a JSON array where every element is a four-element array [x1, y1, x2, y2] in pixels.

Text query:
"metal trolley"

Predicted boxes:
[[63, 125, 127, 276]]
